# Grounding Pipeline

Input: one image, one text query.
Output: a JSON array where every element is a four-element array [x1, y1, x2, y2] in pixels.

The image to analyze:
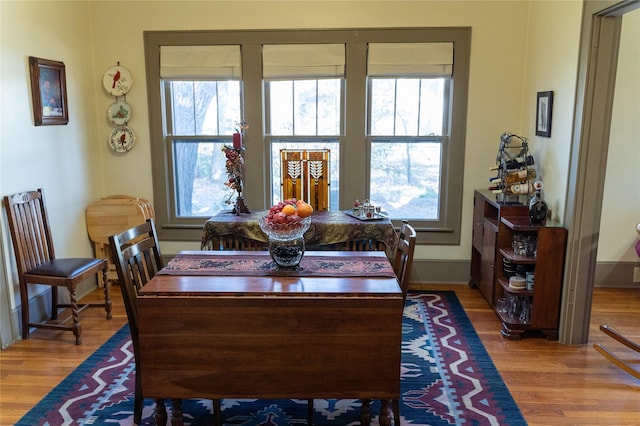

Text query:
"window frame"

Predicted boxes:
[[367, 76, 450, 224], [144, 28, 471, 244]]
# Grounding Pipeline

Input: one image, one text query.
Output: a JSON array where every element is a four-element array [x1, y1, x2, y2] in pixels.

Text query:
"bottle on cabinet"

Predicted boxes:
[[489, 169, 537, 186], [489, 155, 535, 172], [504, 169, 536, 185], [491, 182, 534, 196]]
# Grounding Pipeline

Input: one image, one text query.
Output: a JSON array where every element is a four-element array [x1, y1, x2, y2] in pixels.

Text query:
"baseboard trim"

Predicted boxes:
[[595, 261, 640, 288], [410, 258, 470, 285], [408, 259, 640, 288]]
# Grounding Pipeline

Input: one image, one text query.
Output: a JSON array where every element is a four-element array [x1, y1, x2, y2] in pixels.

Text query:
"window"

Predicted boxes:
[[367, 42, 453, 221], [264, 44, 344, 210], [145, 28, 470, 244], [168, 80, 241, 217]]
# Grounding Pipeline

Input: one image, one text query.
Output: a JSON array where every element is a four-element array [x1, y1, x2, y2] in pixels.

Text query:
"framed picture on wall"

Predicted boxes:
[[535, 91, 553, 137], [29, 56, 69, 126]]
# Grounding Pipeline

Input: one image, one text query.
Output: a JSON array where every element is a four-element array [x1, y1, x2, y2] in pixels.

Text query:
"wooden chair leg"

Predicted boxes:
[[67, 286, 82, 345], [133, 370, 143, 425], [360, 399, 371, 426], [102, 267, 112, 319], [20, 285, 30, 340], [51, 285, 59, 320], [392, 398, 400, 425], [213, 399, 222, 425]]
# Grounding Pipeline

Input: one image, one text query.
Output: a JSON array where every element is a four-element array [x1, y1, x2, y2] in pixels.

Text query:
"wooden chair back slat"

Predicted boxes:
[[110, 219, 163, 331]]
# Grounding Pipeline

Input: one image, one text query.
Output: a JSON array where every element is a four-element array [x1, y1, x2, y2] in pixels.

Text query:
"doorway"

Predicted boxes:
[[560, 0, 640, 344]]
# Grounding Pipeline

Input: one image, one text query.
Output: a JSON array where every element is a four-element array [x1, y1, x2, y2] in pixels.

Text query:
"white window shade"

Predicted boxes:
[[263, 44, 345, 79], [160, 45, 241, 78], [368, 43, 453, 76]]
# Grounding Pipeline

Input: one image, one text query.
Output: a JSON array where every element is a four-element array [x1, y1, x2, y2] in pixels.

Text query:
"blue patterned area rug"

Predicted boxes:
[[16, 292, 526, 425]]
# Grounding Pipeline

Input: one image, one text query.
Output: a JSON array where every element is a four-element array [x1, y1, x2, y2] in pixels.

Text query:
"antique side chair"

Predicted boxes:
[[3, 188, 111, 345]]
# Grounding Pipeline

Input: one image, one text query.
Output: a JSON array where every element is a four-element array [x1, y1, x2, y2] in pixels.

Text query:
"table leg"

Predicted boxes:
[[379, 399, 392, 426], [170, 399, 184, 426], [155, 399, 167, 425]]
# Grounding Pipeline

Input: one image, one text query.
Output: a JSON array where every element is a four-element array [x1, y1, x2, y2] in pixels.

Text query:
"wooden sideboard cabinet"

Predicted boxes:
[[469, 190, 568, 340], [469, 190, 527, 305]]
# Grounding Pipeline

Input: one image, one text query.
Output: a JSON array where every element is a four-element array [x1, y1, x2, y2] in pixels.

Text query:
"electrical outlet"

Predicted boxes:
[[634, 267, 640, 283]]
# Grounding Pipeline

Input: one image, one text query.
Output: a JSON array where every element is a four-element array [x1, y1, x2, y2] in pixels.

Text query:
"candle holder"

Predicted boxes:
[[223, 120, 250, 215]]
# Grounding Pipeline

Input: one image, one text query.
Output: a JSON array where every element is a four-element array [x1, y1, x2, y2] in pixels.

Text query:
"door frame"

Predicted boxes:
[[560, 0, 639, 344]]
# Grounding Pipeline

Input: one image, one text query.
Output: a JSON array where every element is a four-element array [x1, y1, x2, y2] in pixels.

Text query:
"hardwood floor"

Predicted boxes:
[[1, 284, 638, 425]]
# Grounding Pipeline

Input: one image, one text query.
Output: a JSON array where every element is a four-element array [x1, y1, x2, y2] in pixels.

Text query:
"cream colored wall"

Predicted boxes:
[[87, 0, 535, 258], [598, 9, 640, 263], [521, 0, 583, 223], [1, 1, 103, 318]]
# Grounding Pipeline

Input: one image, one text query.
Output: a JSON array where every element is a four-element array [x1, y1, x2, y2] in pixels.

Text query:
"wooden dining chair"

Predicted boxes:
[[393, 219, 417, 300], [392, 220, 417, 424], [3, 188, 111, 345], [211, 233, 268, 251], [110, 219, 221, 425], [360, 220, 417, 425]]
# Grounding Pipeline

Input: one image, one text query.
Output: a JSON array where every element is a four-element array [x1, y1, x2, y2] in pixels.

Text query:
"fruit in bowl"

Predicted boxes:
[[260, 199, 313, 268], [260, 199, 313, 241]]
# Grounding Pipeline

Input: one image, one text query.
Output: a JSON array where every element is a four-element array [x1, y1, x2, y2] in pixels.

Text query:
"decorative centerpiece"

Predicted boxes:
[[223, 120, 250, 215], [259, 199, 314, 268]]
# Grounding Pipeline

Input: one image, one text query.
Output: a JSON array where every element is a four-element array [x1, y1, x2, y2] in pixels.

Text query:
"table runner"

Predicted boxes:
[[159, 252, 397, 277], [201, 210, 397, 250]]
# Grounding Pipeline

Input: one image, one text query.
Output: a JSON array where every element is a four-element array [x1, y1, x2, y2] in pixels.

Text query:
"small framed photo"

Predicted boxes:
[[29, 56, 69, 126], [535, 91, 553, 137]]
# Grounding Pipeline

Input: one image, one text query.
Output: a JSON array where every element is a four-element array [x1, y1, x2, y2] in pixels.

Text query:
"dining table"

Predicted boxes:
[[137, 250, 403, 426], [201, 210, 398, 253]]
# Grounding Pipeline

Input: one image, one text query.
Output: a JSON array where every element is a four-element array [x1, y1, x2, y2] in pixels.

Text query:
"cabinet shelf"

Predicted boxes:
[[469, 190, 567, 341], [498, 248, 536, 264], [496, 310, 530, 326], [501, 216, 543, 231], [497, 277, 533, 296]]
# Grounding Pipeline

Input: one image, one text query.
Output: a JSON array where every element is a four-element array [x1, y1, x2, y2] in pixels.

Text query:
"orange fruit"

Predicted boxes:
[[296, 200, 314, 218], [282, 204, 296, 216]]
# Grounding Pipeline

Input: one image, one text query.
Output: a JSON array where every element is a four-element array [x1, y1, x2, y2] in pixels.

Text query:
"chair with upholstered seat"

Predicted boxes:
[[3, 188, 111, 345], [110, 219, 221, 425]]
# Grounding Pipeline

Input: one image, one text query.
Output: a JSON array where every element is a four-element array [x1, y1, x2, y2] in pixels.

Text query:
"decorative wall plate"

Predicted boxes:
[[103, 65, 133, 96], [109, 125, 136, 152], [107, 100, 131, 125]]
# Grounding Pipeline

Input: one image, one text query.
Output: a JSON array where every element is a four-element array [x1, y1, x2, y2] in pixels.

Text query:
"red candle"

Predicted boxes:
[[233, 132, 242, 149]]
